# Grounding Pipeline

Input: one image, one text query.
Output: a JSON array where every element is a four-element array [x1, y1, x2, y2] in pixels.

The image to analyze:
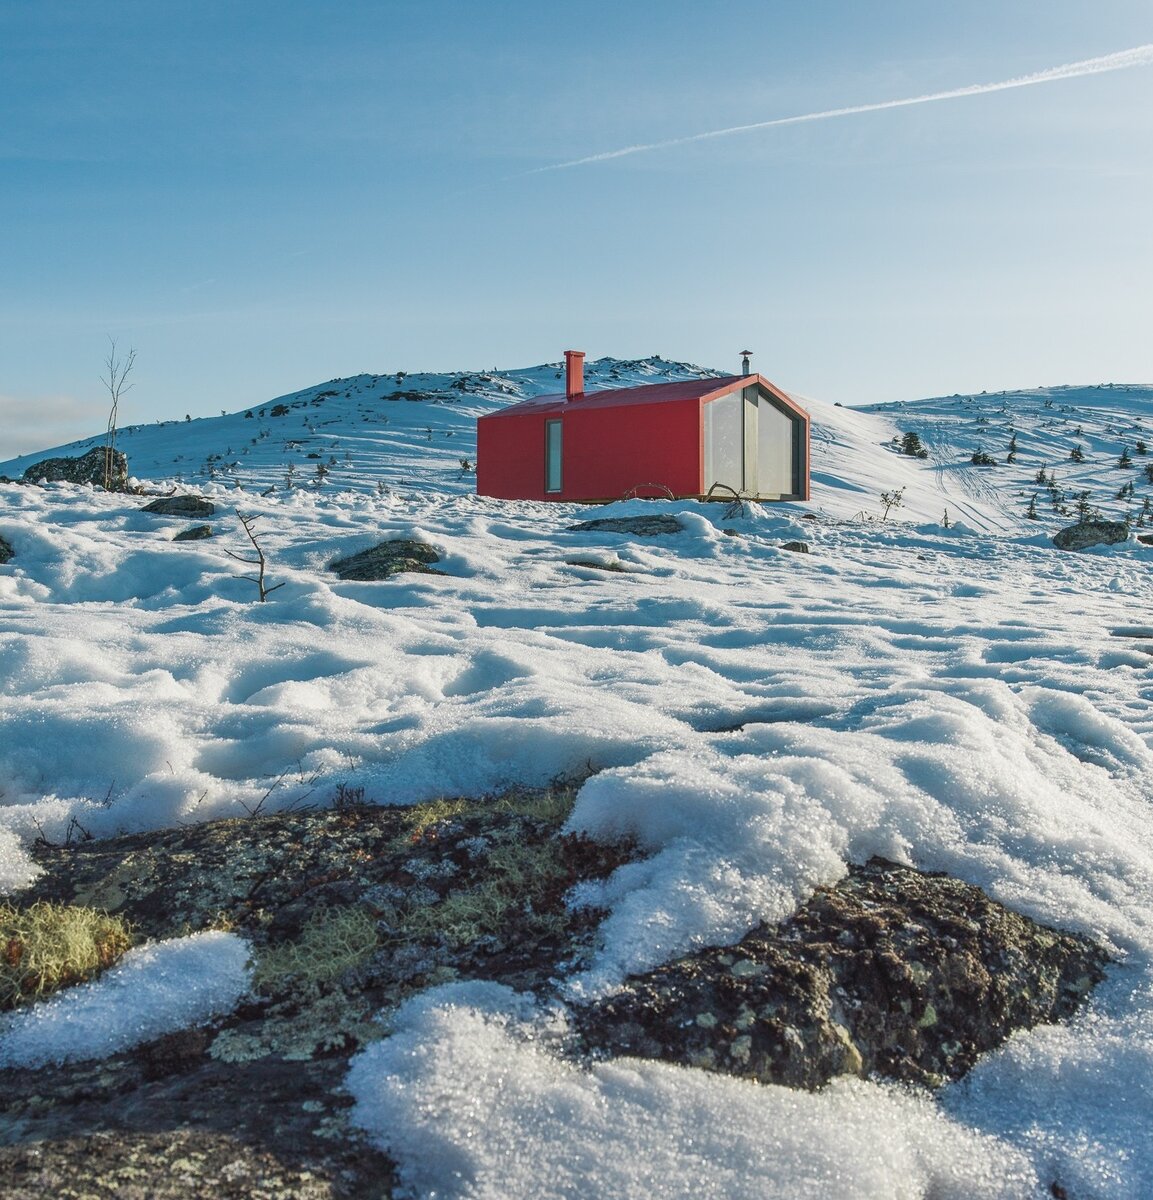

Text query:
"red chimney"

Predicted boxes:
[[565, 350, 585, 400]]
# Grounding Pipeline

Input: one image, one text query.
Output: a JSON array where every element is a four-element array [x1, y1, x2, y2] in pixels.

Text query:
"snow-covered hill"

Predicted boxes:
[[3, 360, 1153, 1197], [5, 360, 1151, 537], [0, 357, 723, 502]]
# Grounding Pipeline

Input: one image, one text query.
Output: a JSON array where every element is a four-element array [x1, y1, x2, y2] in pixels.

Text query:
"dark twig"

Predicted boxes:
[[225, 511, 286, 602]]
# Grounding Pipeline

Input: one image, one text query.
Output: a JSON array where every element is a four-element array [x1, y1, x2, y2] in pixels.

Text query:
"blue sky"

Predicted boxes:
[[2, 0, 1151, 461]]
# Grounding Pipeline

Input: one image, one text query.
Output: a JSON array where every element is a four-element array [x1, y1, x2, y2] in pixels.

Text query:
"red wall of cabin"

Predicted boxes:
[[477, 398, 702, 502]]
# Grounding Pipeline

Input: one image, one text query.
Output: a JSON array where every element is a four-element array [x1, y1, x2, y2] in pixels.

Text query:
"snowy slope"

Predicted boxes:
[[5, 362, 1149, 536], [0, 357, 723, 501], [3, 361, 1153, 1197]]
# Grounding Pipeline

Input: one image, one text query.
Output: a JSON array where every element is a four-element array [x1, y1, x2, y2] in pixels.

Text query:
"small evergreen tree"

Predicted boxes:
[[1025, 493, 1039, 520], [1118, 446, 1133, 468], [879, 487, 905, 521], [1006, 432, 1018, 464], [900, 431, 929, 458], [1137, 440, 1148, 455], [1069, 444, 1085, 463]]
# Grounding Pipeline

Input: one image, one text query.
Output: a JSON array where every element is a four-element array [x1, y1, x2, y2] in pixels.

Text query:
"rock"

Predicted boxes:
[[329, 539, 445, 581], [1052, 521, 1129, 551], [1137, 534, 1153, 546], [781, 541, 810, 553], [141, 495, 216, 517], [567, 515, 684, 537], [6, 794, 628, 1196], [572, 857, 1107, 1090], [0, 1128, 372, 1200], [22, 448, 128, 491], [1, 805, 1109, 1196], [0, 535, 12, 564], [564, 558, 627, 572], [173, 524, 213, 542]]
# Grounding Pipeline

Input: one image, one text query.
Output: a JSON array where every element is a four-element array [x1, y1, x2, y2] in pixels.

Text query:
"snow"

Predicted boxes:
[[3, 360, 1153, 1194], [0, 931, 252, 1068], [347, 980, 1037, 1200]]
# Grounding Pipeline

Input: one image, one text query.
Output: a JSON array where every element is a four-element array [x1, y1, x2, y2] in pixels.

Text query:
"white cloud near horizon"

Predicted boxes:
[[536, 42, 1153, 172], [0, 393, 103, 464]]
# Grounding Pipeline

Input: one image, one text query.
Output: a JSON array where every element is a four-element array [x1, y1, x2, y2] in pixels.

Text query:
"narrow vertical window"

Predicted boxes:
[[545, 419, 563, 493]]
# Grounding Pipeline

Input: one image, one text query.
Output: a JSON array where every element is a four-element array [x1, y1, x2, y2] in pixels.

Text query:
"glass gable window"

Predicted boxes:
[[703, 390, 745, 493], [757, 399, 795, 497], [544, 419, 563, 493]]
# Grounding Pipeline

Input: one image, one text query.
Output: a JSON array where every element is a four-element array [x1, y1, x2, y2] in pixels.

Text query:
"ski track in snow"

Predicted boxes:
[[3, 364, 1153, 1197]]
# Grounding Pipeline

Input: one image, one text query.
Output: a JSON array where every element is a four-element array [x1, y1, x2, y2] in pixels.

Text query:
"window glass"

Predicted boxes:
[[545, 420, 563, 493], [757, 399, 794, 496], [704, 391, 744, 493]]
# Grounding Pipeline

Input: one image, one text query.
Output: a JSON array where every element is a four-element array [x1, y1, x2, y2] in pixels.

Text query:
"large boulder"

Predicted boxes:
[[22, 448, 128, 491], [1053, 520, 1129, 551], [329, 539, 445, 581], [573, 857, 1107, 1090], [0, 534, 13, 564], [141, 496, 215, 517]]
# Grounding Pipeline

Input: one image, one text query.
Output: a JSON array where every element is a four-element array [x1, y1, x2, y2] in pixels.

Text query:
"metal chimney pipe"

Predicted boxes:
[[740, 350, 753, 377], [565, 350, 585, 399]]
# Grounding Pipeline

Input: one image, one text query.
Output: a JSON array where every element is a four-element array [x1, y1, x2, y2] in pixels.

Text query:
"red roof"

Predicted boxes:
[[484, 374, 807, 419]]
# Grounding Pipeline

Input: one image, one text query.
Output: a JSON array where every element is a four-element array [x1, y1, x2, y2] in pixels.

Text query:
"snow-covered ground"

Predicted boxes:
[[3, 361, 1153, 1197]]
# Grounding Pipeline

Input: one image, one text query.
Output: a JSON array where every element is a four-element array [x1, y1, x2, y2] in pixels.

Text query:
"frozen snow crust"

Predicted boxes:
[[0, 932, 251, 1068], [348, 981, 1039, 1200], [4, 364, 1153, 1195]]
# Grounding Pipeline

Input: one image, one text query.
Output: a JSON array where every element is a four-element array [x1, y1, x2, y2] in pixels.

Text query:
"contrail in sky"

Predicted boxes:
[[533, 43, 1153, 172]]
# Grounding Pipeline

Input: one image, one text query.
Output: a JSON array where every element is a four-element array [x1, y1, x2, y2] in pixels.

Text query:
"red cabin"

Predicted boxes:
[[477, 351, 810, 503]]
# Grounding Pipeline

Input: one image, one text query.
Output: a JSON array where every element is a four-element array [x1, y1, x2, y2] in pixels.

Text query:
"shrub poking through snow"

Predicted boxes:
[[878, 487, 904, 521], [0, 902, 132, 1009]]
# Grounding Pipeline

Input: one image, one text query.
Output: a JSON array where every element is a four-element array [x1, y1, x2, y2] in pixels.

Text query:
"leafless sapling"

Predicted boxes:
[[225, 511, 286, 601], [100, 339, 136, 490]]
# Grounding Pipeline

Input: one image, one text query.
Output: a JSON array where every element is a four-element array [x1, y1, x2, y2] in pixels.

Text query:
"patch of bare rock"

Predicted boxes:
[[21, 448, 128, 491], [328, 539, 445, 581], [573, 857, 1106, 1089], [141, 495, 216, 518], [1052, 520, 1129, 550], [2, 799, 1107, 1197], [566, 515, 685, 536]]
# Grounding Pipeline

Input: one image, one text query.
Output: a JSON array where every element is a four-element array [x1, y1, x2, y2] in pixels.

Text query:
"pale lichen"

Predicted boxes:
[[0, 900, 133, 1009], [210, 986, 383, 1064], [253, 905, 380, 990]]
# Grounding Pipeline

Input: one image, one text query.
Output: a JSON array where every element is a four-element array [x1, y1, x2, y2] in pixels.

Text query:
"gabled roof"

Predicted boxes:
[[483, 374, 808, 420]]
